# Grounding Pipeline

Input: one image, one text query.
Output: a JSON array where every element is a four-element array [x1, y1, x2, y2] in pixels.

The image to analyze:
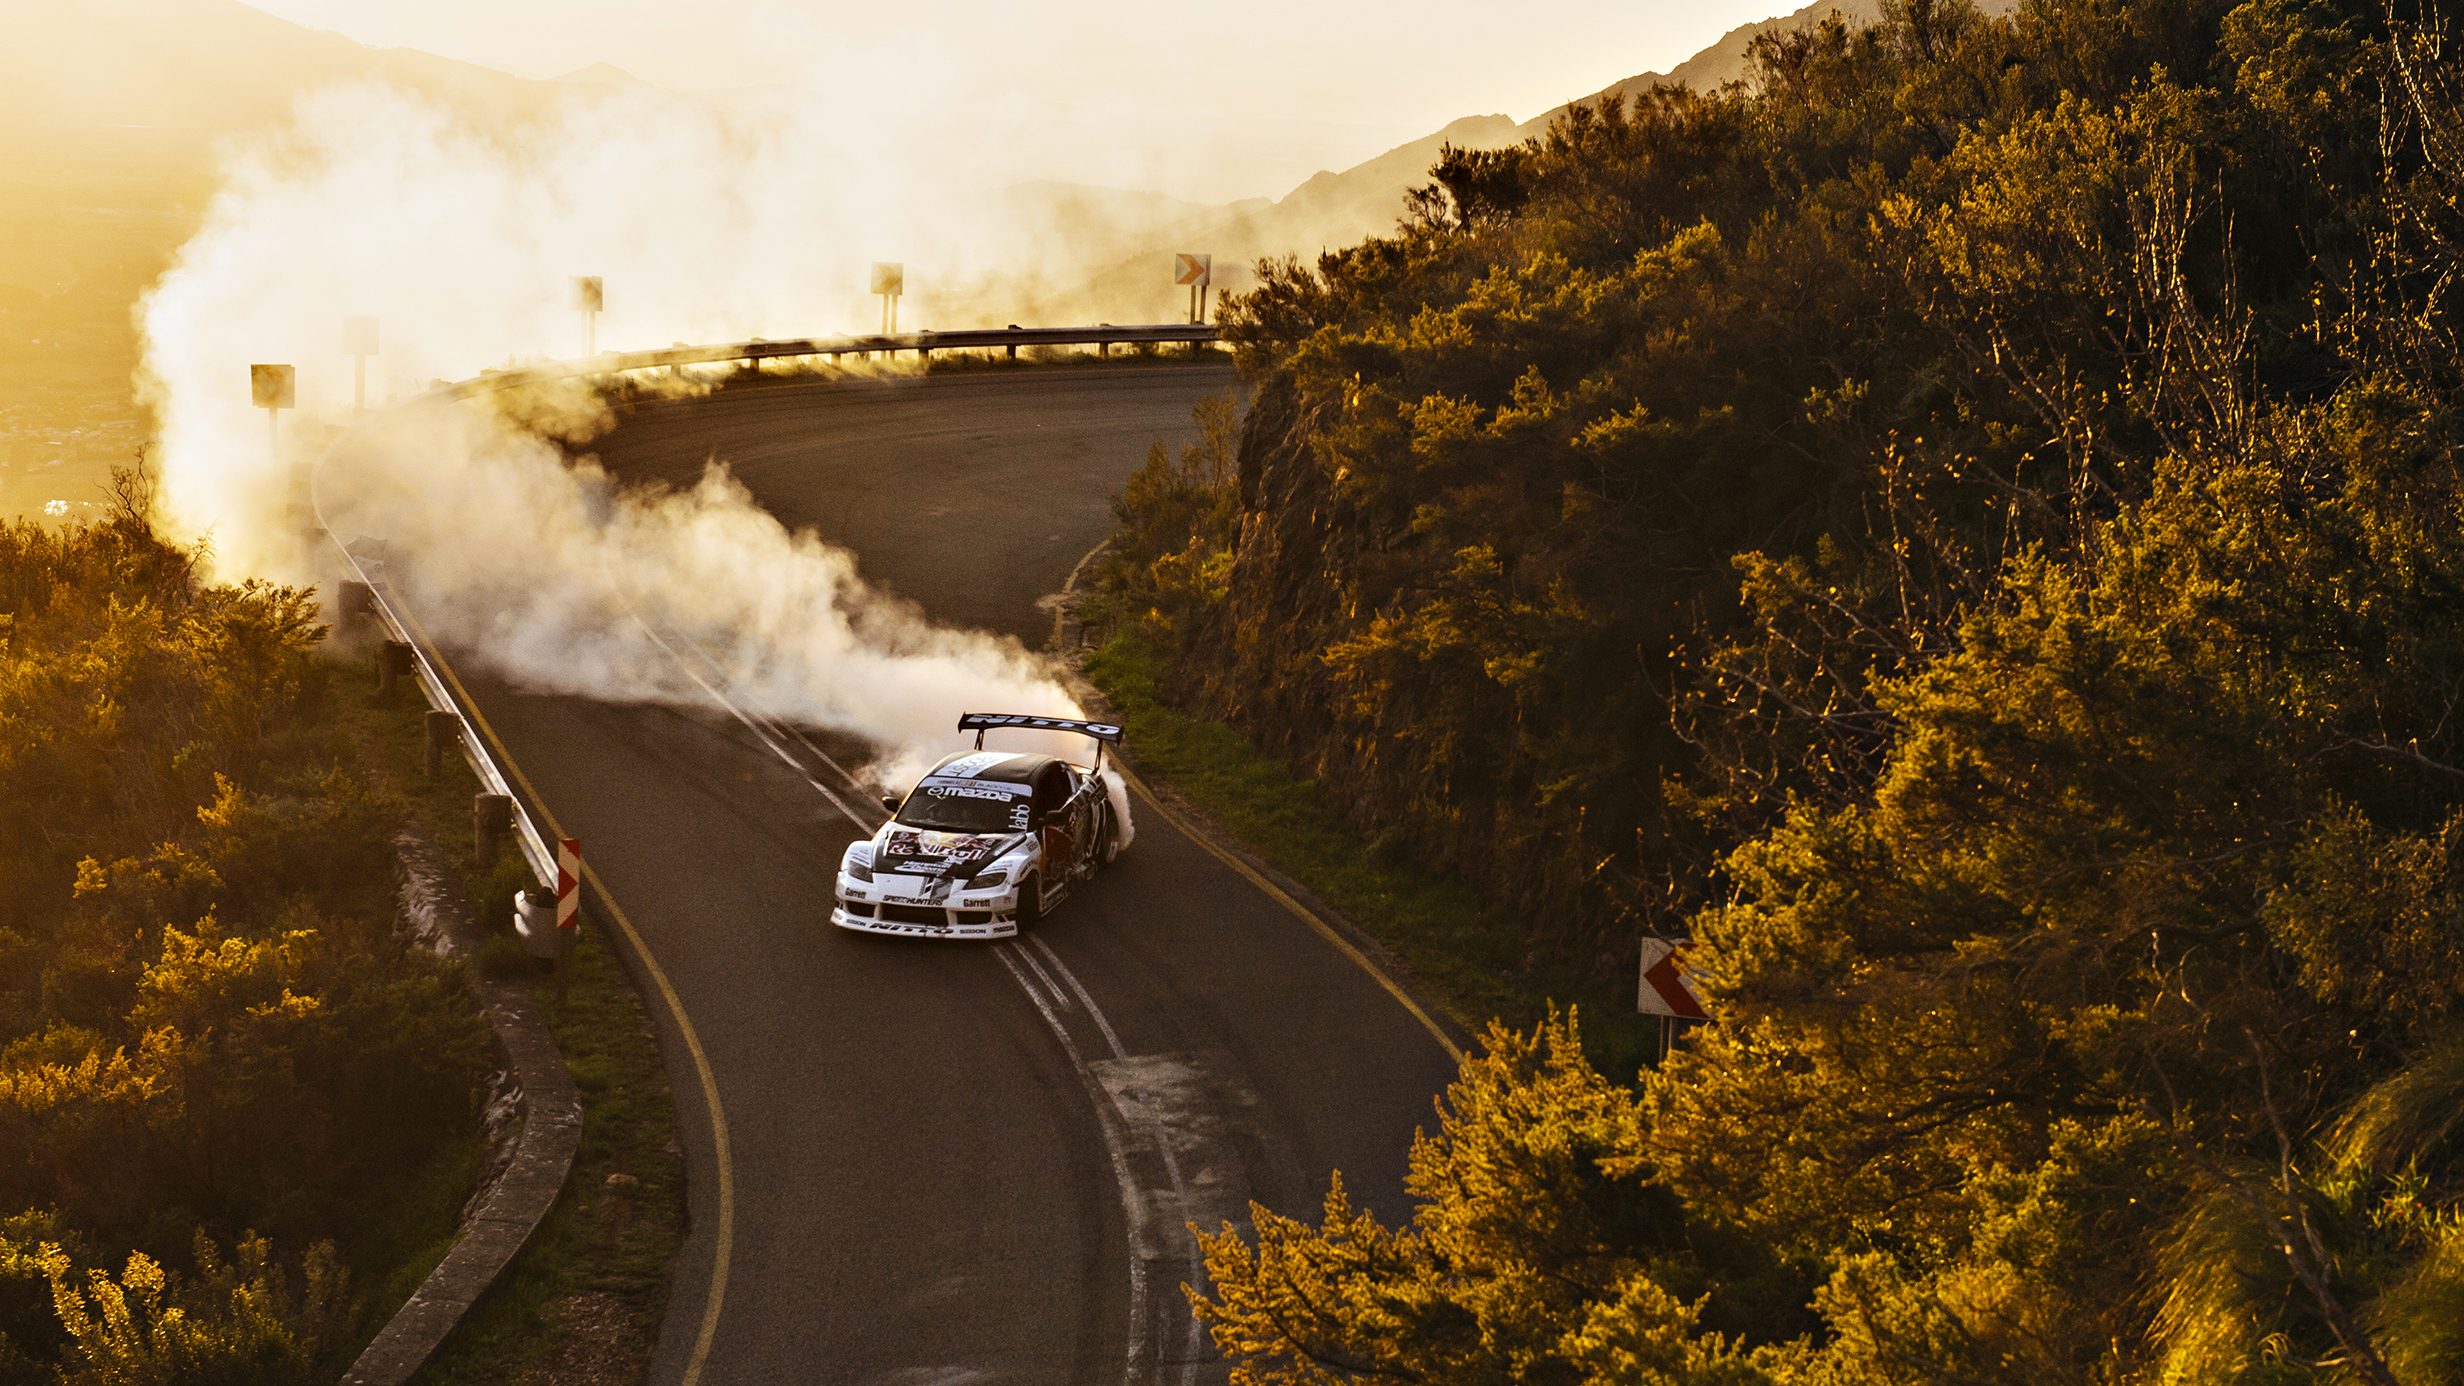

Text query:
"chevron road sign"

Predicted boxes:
[[556, 838, 581, 932], [1636, 937, 1708, 1020], [1176, 253, 1214, 325]]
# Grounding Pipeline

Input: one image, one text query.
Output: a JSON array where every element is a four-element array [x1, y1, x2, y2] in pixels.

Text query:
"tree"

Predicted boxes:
[[1194, 1013, 1763, 1385]]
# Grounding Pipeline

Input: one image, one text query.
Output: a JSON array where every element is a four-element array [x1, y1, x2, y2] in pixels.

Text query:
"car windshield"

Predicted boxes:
[[895, 780, 1030, 834]]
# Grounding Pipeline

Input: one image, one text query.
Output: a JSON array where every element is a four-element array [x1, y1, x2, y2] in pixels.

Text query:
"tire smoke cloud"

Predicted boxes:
[[138, 82, 1130, 799]]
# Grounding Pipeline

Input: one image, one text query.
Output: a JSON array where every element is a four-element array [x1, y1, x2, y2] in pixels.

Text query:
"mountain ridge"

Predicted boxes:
[[1022, 0, 1923, 323]]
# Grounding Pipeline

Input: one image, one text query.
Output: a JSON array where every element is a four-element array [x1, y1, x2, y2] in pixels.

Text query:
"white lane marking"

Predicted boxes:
[[782, 721, 868, 790], [600, 556, 879, 826], [1025, 936, 1127, 1059], [992, 944, 1155, 1386], [1013, 942, 1081, 1016], [1027, 936, 1207, 1381], [627, 614, 881, 827]]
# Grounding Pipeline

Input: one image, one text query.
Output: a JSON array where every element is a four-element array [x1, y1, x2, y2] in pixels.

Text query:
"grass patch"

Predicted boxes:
[[336, 651, 683, 1383], [1085, 629, 1657, 1076], [420, 928, 682, 1385], [306, 656, 493, 1358]]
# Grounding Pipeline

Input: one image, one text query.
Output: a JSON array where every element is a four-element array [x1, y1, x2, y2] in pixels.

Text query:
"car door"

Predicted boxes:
[[1063, 771, 1100, 869], [1034, 764, 1078, 872]]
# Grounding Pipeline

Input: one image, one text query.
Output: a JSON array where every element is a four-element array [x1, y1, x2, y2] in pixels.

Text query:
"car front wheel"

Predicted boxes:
[[1016, 874, 1043, 932]]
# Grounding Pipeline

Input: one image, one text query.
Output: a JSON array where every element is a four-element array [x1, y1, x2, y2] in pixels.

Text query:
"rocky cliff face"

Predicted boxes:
[[1179, 370, 1617, 961], [1203, 373, 1351, 736]]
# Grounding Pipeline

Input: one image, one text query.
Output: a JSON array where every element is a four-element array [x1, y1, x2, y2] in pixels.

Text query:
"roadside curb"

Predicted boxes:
[[342, 831, 583, 1386], [1047, 549, 1477, 1064]]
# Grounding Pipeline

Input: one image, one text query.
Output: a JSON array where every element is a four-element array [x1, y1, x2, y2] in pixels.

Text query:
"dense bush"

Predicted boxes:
[[0, 510, 486, 1382], [1115, 0, 2464, 1377]]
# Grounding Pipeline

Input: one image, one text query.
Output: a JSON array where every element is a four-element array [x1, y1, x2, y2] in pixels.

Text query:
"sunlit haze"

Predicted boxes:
[[239, 0, 1800, 201], [1, 0, 1810, 526]]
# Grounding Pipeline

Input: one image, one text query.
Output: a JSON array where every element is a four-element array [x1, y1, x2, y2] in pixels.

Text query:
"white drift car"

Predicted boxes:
[[831, 713, 1125, 938]]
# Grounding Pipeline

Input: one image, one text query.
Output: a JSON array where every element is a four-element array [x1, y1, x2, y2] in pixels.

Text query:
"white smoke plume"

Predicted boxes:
[[138, 80, 1136, 821]]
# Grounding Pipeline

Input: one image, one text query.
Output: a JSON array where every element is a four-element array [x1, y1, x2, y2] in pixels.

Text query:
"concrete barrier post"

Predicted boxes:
[[474, 792, 512, 865], [377, 639, 414, 693], [424, 710, 459, 780]]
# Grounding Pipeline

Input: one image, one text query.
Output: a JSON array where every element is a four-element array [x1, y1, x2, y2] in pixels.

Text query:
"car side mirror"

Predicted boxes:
[[879, 794, 899, 812]]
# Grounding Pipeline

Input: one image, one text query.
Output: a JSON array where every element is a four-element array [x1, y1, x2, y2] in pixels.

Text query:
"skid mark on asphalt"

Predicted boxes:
[[993, 946, 1249, 1381], [1089, 1052, 1263, 1246], [992, 947, 1196, 1385], [620, 598, 1245, 1385]]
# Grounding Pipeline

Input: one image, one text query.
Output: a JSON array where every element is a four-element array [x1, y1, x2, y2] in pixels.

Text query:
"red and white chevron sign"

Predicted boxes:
[[1637, 937, 1708, 1020], [556, 838, 581, 932]]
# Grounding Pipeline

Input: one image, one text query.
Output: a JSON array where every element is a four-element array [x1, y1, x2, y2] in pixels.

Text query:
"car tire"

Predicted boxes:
[[1016, 874, 1043, 933]]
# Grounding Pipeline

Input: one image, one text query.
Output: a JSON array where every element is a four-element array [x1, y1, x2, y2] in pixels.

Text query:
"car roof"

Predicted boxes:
[[924, 750, 1057, 785]]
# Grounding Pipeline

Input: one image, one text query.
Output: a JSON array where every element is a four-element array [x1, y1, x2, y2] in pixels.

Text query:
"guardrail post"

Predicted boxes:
[[377, 639, 414, 694], [474, 792, 512, 866], [424, 710, 460, 780], [337, 580, 375, 634]]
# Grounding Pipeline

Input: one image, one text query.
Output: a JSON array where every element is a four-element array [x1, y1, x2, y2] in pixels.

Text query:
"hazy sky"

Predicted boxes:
[[241, 0, 1799, 201]]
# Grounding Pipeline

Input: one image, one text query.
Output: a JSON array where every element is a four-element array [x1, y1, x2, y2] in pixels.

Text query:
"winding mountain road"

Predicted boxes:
[[404, 364, 1461, 1384]]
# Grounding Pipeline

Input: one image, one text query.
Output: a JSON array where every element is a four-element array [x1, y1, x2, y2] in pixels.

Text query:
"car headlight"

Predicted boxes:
[[970, 870, 1008, 891], [842, 848, 874, 883]]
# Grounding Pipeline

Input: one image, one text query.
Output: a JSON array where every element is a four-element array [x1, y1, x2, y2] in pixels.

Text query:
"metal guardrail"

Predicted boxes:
[[331, 543, 556, 886], [445, 322, 1222, 399]]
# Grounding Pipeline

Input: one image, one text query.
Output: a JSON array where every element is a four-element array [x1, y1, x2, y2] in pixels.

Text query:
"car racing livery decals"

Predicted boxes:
[[836, 722, 1129, 940], [875, 827, 1034, 883], [877, 830, 1000, 872]]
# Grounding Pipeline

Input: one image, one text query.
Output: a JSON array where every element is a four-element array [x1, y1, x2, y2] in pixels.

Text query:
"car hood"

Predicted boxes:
[[871, 827, 1028, 880]]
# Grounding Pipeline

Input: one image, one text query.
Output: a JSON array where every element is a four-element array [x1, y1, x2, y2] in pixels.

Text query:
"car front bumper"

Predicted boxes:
[[832, 872, 1020, 940]]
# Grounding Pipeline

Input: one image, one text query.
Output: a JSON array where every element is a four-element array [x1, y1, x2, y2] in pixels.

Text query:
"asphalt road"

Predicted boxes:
[[407, 364, 1461, 1384]]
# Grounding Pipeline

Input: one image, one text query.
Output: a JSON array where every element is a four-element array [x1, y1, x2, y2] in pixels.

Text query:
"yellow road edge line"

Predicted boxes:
[[399, 604, 737, 1386], [1113, 762, 1465, 1065]]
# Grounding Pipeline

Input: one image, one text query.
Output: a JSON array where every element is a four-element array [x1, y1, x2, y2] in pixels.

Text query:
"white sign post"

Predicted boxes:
[[1175, 252, 1213, 325], [574, 276, 604, 357], [341, 317, 380, 411], [870, 262, 904, 334]]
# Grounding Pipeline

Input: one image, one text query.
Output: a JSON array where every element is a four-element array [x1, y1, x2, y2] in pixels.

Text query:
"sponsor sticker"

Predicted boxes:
[[959, 713, 1124, 740], [924, 781, 1017, 802]]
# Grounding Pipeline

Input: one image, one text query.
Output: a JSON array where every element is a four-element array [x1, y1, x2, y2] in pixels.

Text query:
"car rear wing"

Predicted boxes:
[[958, 712, 1124, 773]]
